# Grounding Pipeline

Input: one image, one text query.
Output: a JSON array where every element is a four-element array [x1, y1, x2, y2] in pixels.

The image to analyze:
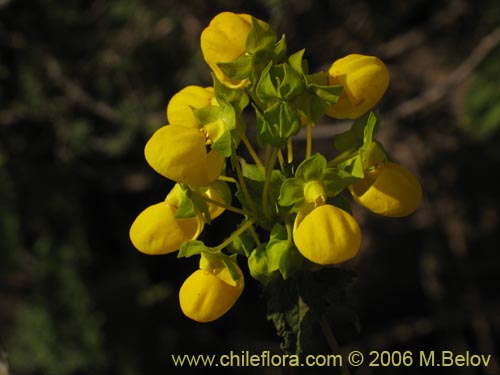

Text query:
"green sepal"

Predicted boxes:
[[211, 130, 232, 157], [273, 34, 287, 62], [217, 55, 253, 81], [235, 159, 285, 229], [246, 17, 277, 56], [322, 168, 359, 197], [255, 102, 301, 148], [280, 63, 305, 101], [228, 230, 256, 257], [278, 177, 304, 207], [248, 244, 272, 285], [334, 111, 379, 153], [292, 90, 327, 125], [177, 240, 217, 258], [266, 224, 304, 280], [295, 153, 327, 182], [288, 49, 306, 76], [207, 180, 232, 209], [256, 62, 305, 104], [248, 224, 304, 285], [212, 72, 249, 110], [220, 252, 242, 282], [308, 83, 342, 104], [174, 185, 211, 223], [255, 62, 279, 103]]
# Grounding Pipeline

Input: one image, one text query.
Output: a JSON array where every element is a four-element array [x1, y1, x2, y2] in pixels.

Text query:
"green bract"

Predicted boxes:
[[129, 11, 422, 354]]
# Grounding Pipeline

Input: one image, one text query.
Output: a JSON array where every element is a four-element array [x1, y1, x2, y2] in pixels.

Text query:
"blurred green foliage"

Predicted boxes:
[[460, 48, 500, 157]]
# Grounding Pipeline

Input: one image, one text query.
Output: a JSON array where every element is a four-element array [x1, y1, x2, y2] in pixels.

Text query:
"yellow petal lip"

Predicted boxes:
[[350, 162, 423, 217], [200, 12, 253, 88], [129, 202, 201, 255], [293, 204, 361, 265], [144, 125, 224, 186], [166, 86, 215, 128], [179, 266, 244, 323], [325, 54, 390, 119]]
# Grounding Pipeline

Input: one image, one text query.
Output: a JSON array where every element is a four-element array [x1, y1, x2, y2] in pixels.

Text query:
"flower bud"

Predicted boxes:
[[179, 259, 244, 322], [166, 86, 216, 128], [325, 54, 390, 119], [350, 162, 422, 217], [144, 125, 224, 186], [129, 202, 202, 255], [200, 12, 253, 88], [293, 204, 361, 265]]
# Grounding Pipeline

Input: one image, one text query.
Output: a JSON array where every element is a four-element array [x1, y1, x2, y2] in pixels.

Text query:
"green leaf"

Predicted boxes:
[[246, 17, 277, 55], [278, 177, 304, 206], [217, 55, 253, 81], [295, 153, 327, 182], [266, 268, 358, 355]]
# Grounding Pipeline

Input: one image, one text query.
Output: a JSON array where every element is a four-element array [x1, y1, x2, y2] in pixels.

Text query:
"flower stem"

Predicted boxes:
[[306, 124, 313, 159], [287, 137, 294, 164], [262, 146, 279, 219], [231, 152, 256, 214], [218, 175, 237, 183], [215, 219, 256, 252], [240, 129, 264, 168], [326, 149, 359, 167], [192, 191, 246, 215], [318, 315, 352, 375]]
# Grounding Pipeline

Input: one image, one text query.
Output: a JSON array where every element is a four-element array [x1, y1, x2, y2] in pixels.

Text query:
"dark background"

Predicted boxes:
[[1, 0, 500, 374]]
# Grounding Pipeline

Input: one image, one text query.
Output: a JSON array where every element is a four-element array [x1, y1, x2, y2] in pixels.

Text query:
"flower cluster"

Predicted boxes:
[[130, 12, 422, 324]]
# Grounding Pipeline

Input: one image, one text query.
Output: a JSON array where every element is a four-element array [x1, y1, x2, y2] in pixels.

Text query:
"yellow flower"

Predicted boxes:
[[166, 86, 216, 128], [350, 162, 422, 217], [293, 204, 361, 265], [325, 54, 390, 119], [200, 12, 253, 88], [144, 125, 224, 186], [129, 201, 203, 255], [179, 257, 244, 322]]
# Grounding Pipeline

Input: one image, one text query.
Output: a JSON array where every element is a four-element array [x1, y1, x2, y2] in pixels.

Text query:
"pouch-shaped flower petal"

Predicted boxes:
[[166, 86, 215, 128], [179, 265, 244, 323], [293, 204, 361, 265], [144, 125, 224, 186], [350, 162, 422, 217], [200, 12, 252, 87], [129, 202, 201, 255], [325, 54, 390, 119]]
